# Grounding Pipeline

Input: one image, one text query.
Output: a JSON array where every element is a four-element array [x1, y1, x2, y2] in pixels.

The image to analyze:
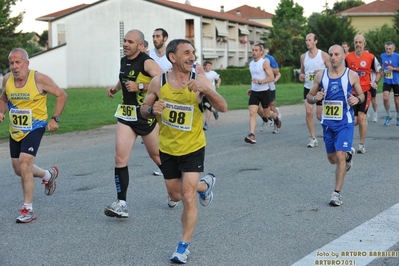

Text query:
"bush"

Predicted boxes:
[[218, 66, 296, 85]]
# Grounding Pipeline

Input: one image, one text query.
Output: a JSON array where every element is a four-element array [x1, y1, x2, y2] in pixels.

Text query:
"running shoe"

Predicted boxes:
[[267, 119, 274, 127], [329, 192, 343, 206], [198, 173, 215, 206], [260, 121, 268, 132], [170, 241, 190, 264], [42, 166, 58, 196], [213, 110, 219, 120], [273, 126, 279, 134], [396, 117, 399, 126], [384, 116, 392, 126], [372, 113, 378, 123], [307, 138, 318, 148], [357, 144, 366, 154], [153, 167, 163, 176], [244, 133, 256, 144], [346, 147, 355, 172], [203, 123, 209, 131], [104, 200, 129, 218], [16, 207, 37, 223], [167, 196, 179, 209]]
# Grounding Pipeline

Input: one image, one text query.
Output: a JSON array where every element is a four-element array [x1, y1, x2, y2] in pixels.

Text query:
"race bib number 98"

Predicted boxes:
[[9, 108, 32, 130], [114, 104, 137, 121], [161, 101, 194, 131], [323, 100, 343, 120]]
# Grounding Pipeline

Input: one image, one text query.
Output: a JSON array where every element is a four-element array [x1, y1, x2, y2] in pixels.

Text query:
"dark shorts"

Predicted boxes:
[[370, 88, 377, 97], [117, 107, 157, 136], [304, 87, 322, 106], [383, 83, 399, 96], [270, 90, 276, 102], [249, 90, 271, 108], [160, 147, 205, 180], [10, 127, 45, 158], [353, 90, 371, 116]]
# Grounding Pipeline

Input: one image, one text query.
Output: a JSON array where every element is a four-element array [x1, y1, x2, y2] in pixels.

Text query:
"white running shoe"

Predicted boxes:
[[329, 192, 343, 206], [167, 196, 179, 209], [372, 113, 378, 123], [307, 138, 318, 148]]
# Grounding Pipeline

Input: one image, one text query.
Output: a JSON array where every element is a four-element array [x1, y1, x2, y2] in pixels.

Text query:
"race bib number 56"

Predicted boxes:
[[114, 104, 137, 121], [161, 101, 194, 131]]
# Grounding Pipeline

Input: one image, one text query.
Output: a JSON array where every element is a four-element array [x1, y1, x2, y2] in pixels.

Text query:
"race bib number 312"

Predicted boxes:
[[9, 108, 32, 130]]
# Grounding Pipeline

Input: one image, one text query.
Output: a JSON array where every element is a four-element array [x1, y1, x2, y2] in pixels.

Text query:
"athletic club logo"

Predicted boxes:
[[360, 60, 367, 67]]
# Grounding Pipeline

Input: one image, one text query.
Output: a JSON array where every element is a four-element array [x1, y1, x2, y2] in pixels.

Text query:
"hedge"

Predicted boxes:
[[217, 66, 296, 85]]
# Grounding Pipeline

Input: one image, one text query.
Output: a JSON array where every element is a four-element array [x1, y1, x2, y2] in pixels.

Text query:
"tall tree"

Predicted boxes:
[[266, 0, 307, 67], [306, 12, 357, 53], [0, 0, 24, 73]]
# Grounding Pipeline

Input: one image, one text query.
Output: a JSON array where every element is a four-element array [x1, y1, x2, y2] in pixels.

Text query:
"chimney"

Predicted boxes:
[[185, 0, 191, 4], [220, 5, 225, 13], [236, 10, 241, 17]]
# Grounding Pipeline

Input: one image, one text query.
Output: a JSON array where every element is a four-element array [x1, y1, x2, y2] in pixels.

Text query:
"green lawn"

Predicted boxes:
[[0, 83, 312, 139]]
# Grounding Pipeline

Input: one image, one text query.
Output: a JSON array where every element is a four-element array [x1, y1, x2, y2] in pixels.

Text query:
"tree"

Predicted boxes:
[[306, 13, 357, 53], [332, 0, 365, 14], [39, 30, 49, 49], [266, 0, 307, 67], [364, 24, 399, 56], [0, 0, 24, 74]]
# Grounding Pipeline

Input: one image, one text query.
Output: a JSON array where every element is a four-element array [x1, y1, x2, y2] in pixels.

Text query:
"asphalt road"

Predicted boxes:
[[0, 95, 398, 266]]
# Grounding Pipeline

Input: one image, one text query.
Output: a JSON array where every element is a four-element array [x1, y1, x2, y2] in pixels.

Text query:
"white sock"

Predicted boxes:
[[42, 170, 51, 182], [119, 200, 127, 207], [23, 203, 33, 211], [387, 110, 391, 117]]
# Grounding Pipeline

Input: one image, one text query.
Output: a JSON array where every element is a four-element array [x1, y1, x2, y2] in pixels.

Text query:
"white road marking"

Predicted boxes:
[[292, 202, 399, 266]]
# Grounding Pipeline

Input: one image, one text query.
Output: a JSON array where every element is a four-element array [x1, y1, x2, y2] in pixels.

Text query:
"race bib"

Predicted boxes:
[[9, 108, 32, 130], [323, 100, 343, 120], [161, 101, 194, 131], [308, 73, 315, 81], [384, 71, 393, 79], [114, 104, 137, 121]]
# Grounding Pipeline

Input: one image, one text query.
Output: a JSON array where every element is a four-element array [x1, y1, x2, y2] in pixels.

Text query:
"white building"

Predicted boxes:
[[30, 0, 269, 88]]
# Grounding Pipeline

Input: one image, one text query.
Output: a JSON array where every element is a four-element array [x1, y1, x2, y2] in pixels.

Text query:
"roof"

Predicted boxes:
[[225, 5, 274, 19], [339, 0, 399, 16], [145, 0, 268, 28], [36, 4, 88, 21]]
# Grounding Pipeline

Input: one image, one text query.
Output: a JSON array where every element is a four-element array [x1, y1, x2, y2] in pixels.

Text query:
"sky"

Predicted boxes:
[[12, 0, 374, 33]]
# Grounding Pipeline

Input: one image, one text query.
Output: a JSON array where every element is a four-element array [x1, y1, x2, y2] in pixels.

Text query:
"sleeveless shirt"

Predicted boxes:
[[149, 48, 172, 72], [157, 72, 206, 156], [304, 50, 325, 89], [249, 58, 270, 92], [6, 70, 48, 141], [319, 68, 354, 126]]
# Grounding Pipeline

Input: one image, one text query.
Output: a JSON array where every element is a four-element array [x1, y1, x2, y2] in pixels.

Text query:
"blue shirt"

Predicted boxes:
[[264, 54, 278, 69], [380, 52, 399, 84]]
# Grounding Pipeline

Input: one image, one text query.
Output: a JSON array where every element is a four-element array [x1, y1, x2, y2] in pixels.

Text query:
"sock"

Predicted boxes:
[[119, 200, 127, 207], [23, 203, 33, 211], [346, 152, 352, 162], [262, 116, 268, 123], [42, 170, 51, 182], [387, 110, 391, 117], [334, 190, 340, 194], [115, 166, 129, 201]]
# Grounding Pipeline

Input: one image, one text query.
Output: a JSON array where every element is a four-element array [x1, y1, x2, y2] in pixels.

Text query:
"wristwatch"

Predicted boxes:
[[258, 80, 262, 85], [51, 116, 60, 122], [138, 83, 144, 91], [147, 106, 153, 115]]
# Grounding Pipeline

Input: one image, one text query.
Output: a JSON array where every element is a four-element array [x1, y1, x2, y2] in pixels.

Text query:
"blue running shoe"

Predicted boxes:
[[198, 173, 215, 206], [170, 241, 190, 264], [384, 116, 392, 126], [396, 117, 399, 126]]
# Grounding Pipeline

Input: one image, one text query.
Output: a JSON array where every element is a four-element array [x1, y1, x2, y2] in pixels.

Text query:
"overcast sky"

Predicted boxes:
[[11, 0, 374, 33]]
